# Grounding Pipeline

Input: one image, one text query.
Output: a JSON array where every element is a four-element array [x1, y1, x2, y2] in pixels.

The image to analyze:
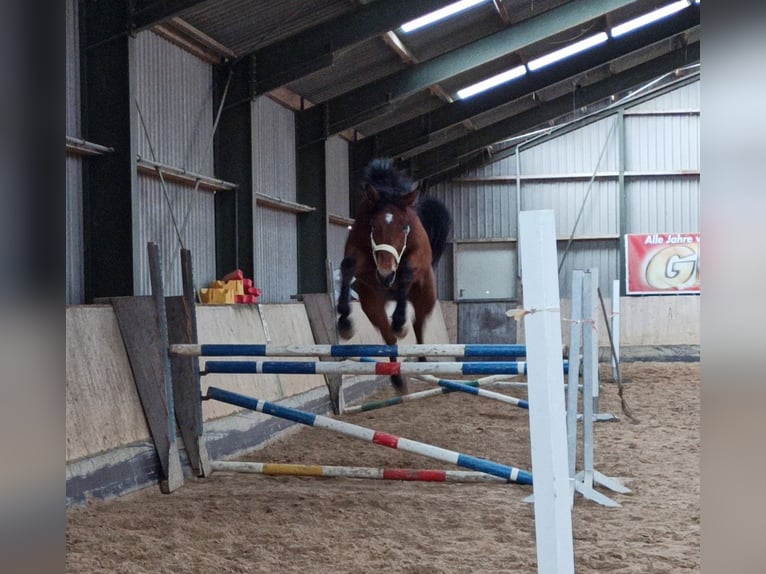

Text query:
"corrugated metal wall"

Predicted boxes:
[[251, 96, 298, 302], [626, 179, 699, 232], [521, 180, 619, 237], [326, 136, 351, 275], [628, 81, 700, 112], [429, 182, 515, 240], [134, 31, 217, 295], [624, 82, 700, 234], [65, 0, 83, 304], [430, 80, 700, 304]]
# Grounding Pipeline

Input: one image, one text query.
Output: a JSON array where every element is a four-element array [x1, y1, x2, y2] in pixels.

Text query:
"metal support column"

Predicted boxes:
[[617, 109, 627, 296], [81, 0, 137, 300], [296, 110, 329, 294], [214, 58, 254, 278]]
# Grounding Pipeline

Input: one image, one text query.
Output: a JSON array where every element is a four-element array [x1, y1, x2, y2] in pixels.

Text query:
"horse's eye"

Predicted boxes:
[[403, 224, 410, 234]]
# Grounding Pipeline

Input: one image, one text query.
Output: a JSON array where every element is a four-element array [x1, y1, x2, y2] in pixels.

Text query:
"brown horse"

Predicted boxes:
[[336, 158, 451, 392]]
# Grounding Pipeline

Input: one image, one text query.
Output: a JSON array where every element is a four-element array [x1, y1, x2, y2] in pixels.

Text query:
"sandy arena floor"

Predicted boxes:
[[66, 361, 700, 573]]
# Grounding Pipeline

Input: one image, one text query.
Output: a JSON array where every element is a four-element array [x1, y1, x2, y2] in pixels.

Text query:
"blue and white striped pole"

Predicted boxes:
[[201, 360, 568, 377], [171, 343, 530, 358], [205, 386, 533, 485]]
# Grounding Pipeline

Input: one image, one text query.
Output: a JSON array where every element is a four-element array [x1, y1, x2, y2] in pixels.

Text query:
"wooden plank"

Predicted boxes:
[[147, 243, 184, 493], [111, 296, 183, 494], [163, 250, 210, 476], [302, 293, 343, 414], [458, 301, 517, 352], [303, 293, 339, 346]]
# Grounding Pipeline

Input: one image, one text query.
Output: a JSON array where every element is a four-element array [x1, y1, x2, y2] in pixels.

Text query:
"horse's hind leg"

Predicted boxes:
[[409, 275, 437, 362], [336, 256, 356, 339]]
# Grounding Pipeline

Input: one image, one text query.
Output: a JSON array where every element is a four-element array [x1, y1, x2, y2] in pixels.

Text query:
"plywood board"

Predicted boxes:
[[111, 295, 182, 492], [619, 295, 700, 346], [302, 293, 343, 413], [259, 304, 326, 397], [66, 306, 149, 462], [337, 301, 450, 345], [196, 305, 282, 420]]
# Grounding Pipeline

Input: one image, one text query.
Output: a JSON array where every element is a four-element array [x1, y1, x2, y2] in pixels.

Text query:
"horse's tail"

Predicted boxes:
[[418, 196, 452, 266]]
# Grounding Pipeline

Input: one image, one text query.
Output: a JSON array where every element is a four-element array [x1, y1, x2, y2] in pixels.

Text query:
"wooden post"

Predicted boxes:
[[611, 279, 620, 380], [108, 242, 184, 493], [518, 210, 574, 574], [165, 249, 211, 476]]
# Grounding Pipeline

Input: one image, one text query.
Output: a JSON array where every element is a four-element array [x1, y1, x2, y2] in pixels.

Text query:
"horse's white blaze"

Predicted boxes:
[[384, 212, 393, 224]]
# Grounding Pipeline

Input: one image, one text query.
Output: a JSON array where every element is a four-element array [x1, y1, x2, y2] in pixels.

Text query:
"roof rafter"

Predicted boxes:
[[303, 0, 637, 138], [250, 0, 457, 94], [84, 0, 209, 49], [406, 41, 700, 183], [371, 4, 699, 157]]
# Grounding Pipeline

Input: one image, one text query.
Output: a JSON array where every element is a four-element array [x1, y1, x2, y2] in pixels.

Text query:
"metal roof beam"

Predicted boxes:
[[132, 1, 208, 30], [252, 0, 457, 94], [311, 0, 636, 137], [84, 0, 208, 49], [408, 41, 700, 182], [373, 5, 700, 157]]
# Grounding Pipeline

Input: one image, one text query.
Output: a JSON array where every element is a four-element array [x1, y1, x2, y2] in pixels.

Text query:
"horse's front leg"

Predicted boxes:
[[336, 256, 356, 339], [390, 261, 413, 337]]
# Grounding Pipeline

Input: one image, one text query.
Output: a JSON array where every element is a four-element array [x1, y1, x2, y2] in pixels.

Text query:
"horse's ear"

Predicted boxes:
[[364, 183, 379, 204], [402, 182, 419, 206]]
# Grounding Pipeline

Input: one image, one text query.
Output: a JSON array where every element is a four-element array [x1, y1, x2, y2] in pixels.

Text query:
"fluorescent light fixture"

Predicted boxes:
[[527, 32, 609, 71], [457, 65, 527, 99], [400, 0, 489, 33], [611, 0, 690, 38]]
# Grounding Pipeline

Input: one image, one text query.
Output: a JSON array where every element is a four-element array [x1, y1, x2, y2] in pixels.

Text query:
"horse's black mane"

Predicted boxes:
[[363, 158, 414, 202]]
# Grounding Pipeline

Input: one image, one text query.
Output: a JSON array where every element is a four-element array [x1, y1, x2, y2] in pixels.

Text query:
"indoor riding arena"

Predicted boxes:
[[66, 1, 701, 573]]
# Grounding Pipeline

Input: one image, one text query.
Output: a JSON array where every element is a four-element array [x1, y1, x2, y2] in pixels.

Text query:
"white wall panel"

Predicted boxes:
[[254, 208, 298, 302], [135, 32, 214, 173], [628, 80, 699, 112], [521, 181, 618, 237], [252, 96, 296, 201], [626, 179, 700, 233], [625, 114, 700, 172], [326, 136, 351, 278], [252, 96, 298, 302], [519, 116, 619, 175], [133, 31, 216, 295], [430, 182, 515, 240], [325, 136, 350, 216], [556, 241, 619, 298], [134, 175, 216, 295]]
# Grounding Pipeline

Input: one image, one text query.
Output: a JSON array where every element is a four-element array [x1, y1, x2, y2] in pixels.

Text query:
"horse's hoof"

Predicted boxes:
[[392, 322, 409, 339], [391, 375, 408, 395], [337, 317, 354, 340]]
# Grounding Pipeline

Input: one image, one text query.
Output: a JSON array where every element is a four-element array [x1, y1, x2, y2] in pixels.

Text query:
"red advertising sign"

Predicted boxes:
[[625, 233, 700, 295]]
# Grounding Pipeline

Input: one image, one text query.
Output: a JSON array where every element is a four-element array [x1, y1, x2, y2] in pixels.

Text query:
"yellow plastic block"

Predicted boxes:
[[224, 279, 244, 296]]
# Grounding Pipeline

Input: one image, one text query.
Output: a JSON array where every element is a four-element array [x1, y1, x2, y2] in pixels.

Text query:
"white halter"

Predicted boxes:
[[370, 225, 410, 269]]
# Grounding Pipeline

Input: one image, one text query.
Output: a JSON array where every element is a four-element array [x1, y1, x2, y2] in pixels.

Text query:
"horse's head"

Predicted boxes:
[[365, 181, 418, 288]]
